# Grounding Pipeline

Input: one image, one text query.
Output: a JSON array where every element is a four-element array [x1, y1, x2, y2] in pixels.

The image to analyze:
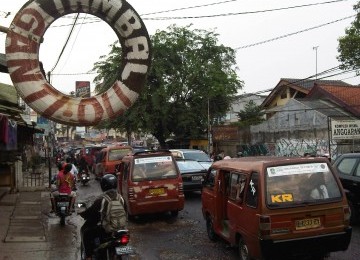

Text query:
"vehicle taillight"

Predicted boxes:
[[259, 215, 271, 237], [178, 183, 184, 194], [119, 234, 130, 245], [128, 187, 134, 199], [344, 205, 351, 223]]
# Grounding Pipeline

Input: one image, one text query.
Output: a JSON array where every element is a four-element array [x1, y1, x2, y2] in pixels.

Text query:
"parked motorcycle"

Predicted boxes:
[[80, 170, 90, 186], [55, 193, 71, 225], [78, 203, 136, 259]]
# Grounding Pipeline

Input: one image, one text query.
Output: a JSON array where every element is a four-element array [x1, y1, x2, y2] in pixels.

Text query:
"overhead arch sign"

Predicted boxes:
[[5, 0, 151, 126], [331, 119, 360, 140]]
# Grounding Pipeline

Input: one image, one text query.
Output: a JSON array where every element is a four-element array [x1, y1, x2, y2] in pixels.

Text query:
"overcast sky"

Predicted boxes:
[[0, 0, 358, 96]]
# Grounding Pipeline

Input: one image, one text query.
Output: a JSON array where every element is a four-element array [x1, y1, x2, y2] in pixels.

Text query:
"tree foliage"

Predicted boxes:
[[235, 100, 265, 127], [337, 2, 360, 72], [92, 25, 242, 146]]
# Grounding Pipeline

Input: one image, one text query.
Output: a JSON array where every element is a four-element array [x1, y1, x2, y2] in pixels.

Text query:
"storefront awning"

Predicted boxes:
[[0, 53, 8, 73]]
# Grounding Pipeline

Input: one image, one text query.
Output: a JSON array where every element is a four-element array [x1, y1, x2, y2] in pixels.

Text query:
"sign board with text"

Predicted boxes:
[[75, 81, 90, 98], [331, 119, 360, 140]]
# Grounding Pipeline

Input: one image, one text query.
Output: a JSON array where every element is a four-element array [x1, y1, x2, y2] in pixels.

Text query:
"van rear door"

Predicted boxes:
[[264, 162, 350, 243], [130, 155, 180, 201]]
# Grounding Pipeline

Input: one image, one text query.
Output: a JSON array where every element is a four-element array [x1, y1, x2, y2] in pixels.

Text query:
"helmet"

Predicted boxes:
[[100, 174, 117, 192]]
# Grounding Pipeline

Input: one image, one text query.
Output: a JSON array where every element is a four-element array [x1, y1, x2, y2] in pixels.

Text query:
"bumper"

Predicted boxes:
[[183, 181, 203, 192], [128, 197, 185, 215], [260, 227, 352, 258]]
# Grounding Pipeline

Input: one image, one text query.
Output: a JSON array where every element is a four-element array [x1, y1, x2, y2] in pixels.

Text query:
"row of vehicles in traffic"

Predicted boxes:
[[112, 148, 359, 260], [65, 142, 358, 259]]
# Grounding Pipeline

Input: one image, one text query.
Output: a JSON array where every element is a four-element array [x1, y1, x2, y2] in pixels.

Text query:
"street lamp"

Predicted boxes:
[[313, 46, 319, 80]]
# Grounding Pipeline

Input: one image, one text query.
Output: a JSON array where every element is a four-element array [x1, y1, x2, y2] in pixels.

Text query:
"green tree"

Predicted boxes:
[[337, 2, 360, 71], [93, 25, 242, 147], [235, 100, 265, 127]]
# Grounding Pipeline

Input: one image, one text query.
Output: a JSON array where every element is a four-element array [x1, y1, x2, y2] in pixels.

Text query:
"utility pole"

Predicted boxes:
[[313, 46, 319, 80], [207, 98, 212, 155]]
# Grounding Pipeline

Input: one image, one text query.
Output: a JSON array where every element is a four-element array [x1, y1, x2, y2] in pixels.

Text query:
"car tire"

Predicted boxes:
[[206, 216, 217, 241], [170, 210, 179, 217], [125, 204, 134, 222], [238, 238, 250, 260]]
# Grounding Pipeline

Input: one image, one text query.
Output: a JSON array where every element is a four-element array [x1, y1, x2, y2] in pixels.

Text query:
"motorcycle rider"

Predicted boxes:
[[79, 174, 126, 260], [50, 163, 77, 214], [78, 155, 90, 181], [66, 157, 79, 181]]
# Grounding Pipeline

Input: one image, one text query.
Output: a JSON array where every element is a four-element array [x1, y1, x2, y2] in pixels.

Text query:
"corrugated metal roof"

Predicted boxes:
[[299, 98, 354, 119], [0, 82, 17, 105]]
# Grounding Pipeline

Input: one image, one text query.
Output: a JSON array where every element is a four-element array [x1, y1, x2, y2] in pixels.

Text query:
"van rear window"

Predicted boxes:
[[132, 156, 177, 181], [266, 163, 341, 208], [108, 148, 132, 161]]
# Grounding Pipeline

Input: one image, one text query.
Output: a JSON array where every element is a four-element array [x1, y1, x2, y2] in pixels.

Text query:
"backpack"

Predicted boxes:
[[100, 192, 126, 233]]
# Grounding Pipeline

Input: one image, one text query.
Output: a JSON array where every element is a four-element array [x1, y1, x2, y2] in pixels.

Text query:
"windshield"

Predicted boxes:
[[183, 152, 211, 162], [266, 162, 342, 208], [176, 160, 206, 171], [132, 156, 178, 181], [108, 148, 132, 161]]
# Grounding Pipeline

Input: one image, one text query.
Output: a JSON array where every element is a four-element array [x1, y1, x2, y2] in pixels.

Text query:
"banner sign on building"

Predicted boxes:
[[331, 119, 360, 140], [212, 126, 240, 141], [75, 81, 90, 98]]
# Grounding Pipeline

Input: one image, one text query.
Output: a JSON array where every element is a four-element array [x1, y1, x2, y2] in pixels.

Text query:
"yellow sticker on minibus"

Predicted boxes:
[[271, 193, 294, 203]]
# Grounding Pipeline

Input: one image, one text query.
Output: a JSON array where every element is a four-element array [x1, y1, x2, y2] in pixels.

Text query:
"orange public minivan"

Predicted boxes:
[[116, 150, 184, 218], [95, 145, 133, 178], [201, 156, 352, 260]]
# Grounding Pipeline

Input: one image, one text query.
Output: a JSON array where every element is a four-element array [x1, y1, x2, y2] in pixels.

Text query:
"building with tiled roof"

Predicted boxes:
[[260, 78, 352, 119], [307, 83, 360, 117]]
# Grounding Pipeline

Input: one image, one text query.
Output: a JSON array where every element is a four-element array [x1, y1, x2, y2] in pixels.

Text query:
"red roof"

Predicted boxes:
[[307, 84, 360, 116]]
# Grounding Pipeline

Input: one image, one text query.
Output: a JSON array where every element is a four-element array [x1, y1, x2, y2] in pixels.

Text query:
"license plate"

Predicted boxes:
[[115, 245, 135, 255], [57, 202, 69, 207], [148, 188, 165, 196], [295, 217, 321, 230], [191, 175, 203, 181]]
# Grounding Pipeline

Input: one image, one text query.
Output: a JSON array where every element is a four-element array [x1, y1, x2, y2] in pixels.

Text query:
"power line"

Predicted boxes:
[[235, 15, 355, 50], [51, 71, 95, 76], [57, 14, 87, 72], [50, 14, 80, 72], [49, 0, 351, 26], [339, 74, 360, 81], [141, 0, 239, 16], [143, 0, 350, 20], [238, 66, 355, 97]]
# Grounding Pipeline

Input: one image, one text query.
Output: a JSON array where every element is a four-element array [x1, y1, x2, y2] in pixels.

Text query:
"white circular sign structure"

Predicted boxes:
[[6, 0, 151, 126]]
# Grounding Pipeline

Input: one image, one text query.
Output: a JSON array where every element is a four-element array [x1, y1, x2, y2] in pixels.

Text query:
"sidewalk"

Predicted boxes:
[[0, 189, 51, 259], [0, 166, 57, 259]]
